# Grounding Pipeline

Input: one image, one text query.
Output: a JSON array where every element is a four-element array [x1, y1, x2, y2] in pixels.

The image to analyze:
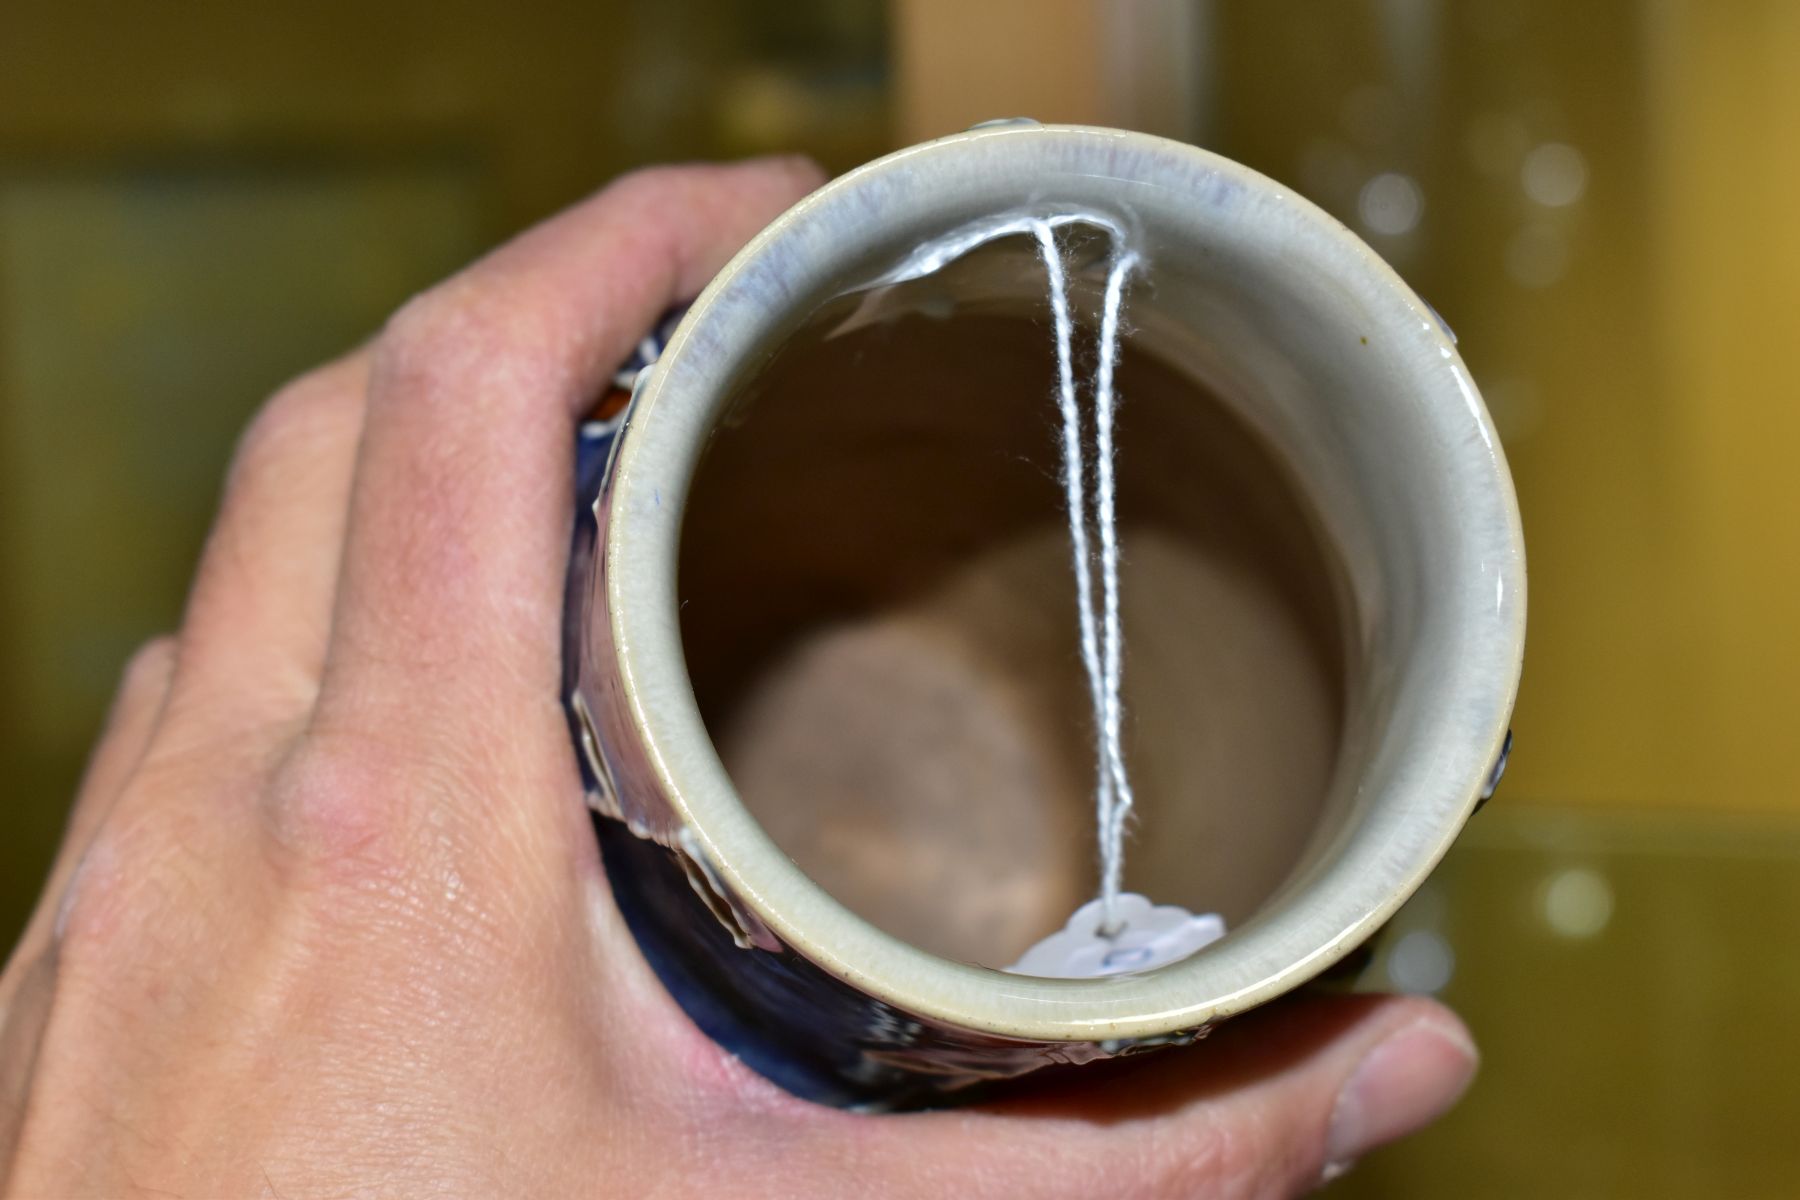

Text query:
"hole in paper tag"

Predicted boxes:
[[1006, 893, 1226, 979]]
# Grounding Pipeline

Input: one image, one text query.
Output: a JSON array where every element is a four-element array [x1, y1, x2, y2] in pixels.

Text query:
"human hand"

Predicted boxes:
[[0, 156, 1476, 1198]]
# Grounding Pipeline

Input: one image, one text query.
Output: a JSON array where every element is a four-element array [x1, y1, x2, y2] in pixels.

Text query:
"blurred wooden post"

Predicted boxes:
[[1645, 0, 1800, 804], [891, 0, 1209, 144]]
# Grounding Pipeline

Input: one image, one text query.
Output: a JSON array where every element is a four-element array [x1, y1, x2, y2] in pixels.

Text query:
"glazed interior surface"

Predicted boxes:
[[676, 232, 1353, 969]]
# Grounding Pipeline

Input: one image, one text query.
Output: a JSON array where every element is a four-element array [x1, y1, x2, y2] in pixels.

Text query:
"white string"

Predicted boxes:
[[1031, 221, 1138, 935], [1031, 222, 1115, 920], [1094, 250, 1139, 916]]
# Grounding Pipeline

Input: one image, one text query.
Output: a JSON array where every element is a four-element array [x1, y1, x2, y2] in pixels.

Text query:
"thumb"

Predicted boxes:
[[881, 994, 1477, 1198]]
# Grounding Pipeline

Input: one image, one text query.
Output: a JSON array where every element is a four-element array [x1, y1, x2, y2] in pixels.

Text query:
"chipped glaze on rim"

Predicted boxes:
[[602, 125, 1525, 1043]]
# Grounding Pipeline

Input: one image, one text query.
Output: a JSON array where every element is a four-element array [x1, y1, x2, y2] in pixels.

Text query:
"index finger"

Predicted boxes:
[[312, 158, 824, 772]]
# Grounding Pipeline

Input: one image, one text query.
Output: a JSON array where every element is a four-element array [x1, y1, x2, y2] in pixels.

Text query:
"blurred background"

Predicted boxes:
[[3, 1, 1796, 1193]]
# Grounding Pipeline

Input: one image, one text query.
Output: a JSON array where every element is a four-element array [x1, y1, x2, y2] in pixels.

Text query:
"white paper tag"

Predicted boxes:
[[1006, 893, 1226, 979]]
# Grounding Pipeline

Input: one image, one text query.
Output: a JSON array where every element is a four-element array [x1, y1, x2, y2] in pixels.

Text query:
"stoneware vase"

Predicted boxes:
[[562, 123, 1526, 1110]]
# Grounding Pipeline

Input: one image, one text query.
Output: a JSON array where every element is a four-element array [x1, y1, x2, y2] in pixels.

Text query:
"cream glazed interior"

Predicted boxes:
[[602, 124, 1525, 1042]]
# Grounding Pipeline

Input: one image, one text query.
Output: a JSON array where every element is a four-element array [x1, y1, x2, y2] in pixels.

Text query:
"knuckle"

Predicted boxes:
[[377, 276, 556, 403], [779, 154, 830, 189], [117, 635, 177, 702], [231, 363, 359, 486], [603, 162, 705, 206], [265, 735, 422, 885], [55, 803, 198, 961], [604, 158, 820, 209], [53, 846, 124, 957], [381, 275, 486, 360], [263, 734, 533, 962], [610, 158, 826, 236]]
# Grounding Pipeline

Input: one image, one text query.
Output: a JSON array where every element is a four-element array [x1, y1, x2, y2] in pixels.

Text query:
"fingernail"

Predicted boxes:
[[1325, 1019, 1478, 1172]]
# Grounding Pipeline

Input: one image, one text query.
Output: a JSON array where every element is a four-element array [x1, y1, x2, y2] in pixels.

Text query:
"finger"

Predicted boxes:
[[311, 158, 824, 767], [0, 638, 173, 992], [173, 350, 370, 723], [875, 994, 1478, 1198], [71, 637, 178, 828]]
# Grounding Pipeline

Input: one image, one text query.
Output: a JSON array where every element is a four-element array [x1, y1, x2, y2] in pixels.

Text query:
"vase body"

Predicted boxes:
[[564, 124, 1525, 1108]]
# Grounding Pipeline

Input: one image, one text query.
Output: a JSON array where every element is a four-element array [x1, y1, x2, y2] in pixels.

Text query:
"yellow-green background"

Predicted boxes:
[[3, 3, 1796, 1195]]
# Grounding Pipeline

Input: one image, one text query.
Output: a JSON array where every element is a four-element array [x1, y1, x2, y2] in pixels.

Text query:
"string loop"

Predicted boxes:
[[1030, 222, 1138, 934]]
